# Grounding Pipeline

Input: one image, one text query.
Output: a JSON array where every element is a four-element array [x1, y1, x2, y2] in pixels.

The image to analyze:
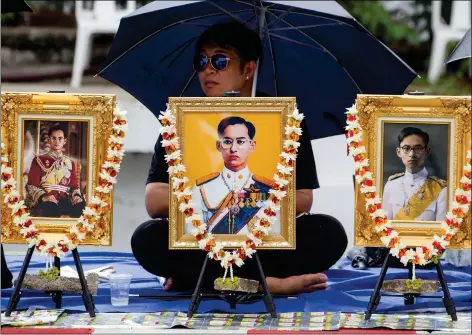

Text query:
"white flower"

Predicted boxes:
[[360, 185, 377, 194], [460, 175, 471, 185], [168, 164, 186, 175], [273, 174, 289, 187], [283, 139, 301, 149], [464, 162, 471, 172], [467, 150, 471, 160], [370, 208, 386, 219], [107, 148, 124, 159], [264, 199, 280, 212], [113, 118, 128, 133], [3, 190, 20, 204], [285, 125, 302, 136], [433, 235, 449, 249], [160, 125, 176, 135], [164, 150, 182, 162], [380, 229, 398, 246], [288, 107, 305, 121], [207, 242, 223, 259], [1, 177, 16, 189], [244, 246, 256, 258], [234, 257, 245, 267], [96, 185, 112, 194], [108, 135, 125, 145], [346, 132, 362, 144], [345, 104, 357, 115], [280, 151, 297, 162], [354, 158, 369, 170], [415, 247, 428, 265], [269, 189, 286, 200], [247, 232, 263, 245], [179, 201, 195, 212], [1, 155, 8, 163], [171, 176, 188, 190], [1, 165, 13, 175], [113, 108, 128, 118], [174, 187, 193, 201], [349, 146, 366, 156], [389, 239, 407, 257], [102, 161, 121, 172], [400, 249, 416, 266], [100, 172, 117, 184], [191, 225, 206, 236], [184, 213, 202, 225], [446, 212, 463, 225], [345, 123, 361, 131], [452, 201, 470, 214], [365, 196, 382, 207], [158, 107, 176, 124], [355, 171, 373, 183], [277, 163, 294, 175], [162, 137, 180, 149]]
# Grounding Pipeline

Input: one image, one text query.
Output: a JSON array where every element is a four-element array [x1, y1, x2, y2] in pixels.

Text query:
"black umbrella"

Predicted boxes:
[[445, 28, 471, 64], [1, 0, 32, 14], [97, 0, 417, 139]]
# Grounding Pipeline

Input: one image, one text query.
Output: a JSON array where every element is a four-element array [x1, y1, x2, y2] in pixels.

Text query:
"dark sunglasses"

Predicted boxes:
[[193, 54, 237, 72]]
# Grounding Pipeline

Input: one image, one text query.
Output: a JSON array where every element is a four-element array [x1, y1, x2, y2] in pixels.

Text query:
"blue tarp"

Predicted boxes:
[[2, 252, 471, 314]]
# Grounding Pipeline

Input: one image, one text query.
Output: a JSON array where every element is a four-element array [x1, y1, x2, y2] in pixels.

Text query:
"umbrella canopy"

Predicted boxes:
[[97, 0, 417, 139], [446, 28, 471, 64], [1, 0, 32, 14]]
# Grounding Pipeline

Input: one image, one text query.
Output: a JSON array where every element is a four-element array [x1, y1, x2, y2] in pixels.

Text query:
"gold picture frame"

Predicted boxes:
[[1, 91, 116, 246], [168, 97, 297, 250], [354, 94, 471, 249]]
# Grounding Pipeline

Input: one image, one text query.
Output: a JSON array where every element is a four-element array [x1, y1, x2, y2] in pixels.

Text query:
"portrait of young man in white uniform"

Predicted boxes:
[[188, 116, 280, 235]]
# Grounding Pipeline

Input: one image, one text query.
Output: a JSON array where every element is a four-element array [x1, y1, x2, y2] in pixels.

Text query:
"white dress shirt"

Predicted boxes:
[[382, 167, 447, 221]]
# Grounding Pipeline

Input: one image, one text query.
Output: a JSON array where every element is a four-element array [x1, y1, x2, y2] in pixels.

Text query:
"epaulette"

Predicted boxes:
[[253, 175, 278, 189], [429, 176, 447, 188], [196, 172, 220, 186], [388, 172, 404, 181]]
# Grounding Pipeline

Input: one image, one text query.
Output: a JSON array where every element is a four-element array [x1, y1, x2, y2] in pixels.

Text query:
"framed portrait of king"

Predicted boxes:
[[354, 94, 471, 249], [1, 92, 116, 246], [168, 97, 297, 249]]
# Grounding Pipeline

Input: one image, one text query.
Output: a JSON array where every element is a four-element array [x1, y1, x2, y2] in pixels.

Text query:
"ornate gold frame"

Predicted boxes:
[[354, 94, 471, 249], [168, 97, 297, 250], [1, 92, 116, 246]]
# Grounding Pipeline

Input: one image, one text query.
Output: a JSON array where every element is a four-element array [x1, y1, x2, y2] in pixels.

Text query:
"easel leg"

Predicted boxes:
[[435, 260, 457, 321], [404, 262, 415, 305], [254, 253, 277, 318], [365, 251, 390, 320], [187, 255, 208, 318], [5, 247, 35, 316], [72, 249, 95, 317], [51, 256, 62, 308]]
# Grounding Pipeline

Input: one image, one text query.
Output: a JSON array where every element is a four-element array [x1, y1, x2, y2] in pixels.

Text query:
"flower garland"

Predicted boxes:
[[0, 108, 127, 258], [159, 104, 304, 276], [346, 103, 471, 266]]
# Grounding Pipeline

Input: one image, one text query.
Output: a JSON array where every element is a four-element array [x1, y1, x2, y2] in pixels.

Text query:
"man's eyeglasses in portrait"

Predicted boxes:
[[400, 145, 427, 155], [219, 138, 252, 150]]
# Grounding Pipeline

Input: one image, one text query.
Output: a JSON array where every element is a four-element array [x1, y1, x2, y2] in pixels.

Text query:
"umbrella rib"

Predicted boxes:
[[206, 0, 248, 24], [266, 10, 362, 93], [269, 23, 346, 31], [180, 71, 198, 97], [267, 32, 321, 50], [269, 8, 354, 27], [159, 36, 197, 63], [266, 27, 279, 97], [96, 9, 253, 76], [265, 6, 294, 29]]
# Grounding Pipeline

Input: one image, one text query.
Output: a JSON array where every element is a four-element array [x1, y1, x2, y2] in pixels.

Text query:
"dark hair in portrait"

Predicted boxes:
[[382, 123, 449, 188], [47, 123, 68, 138], [195, 20, 263, 69], [217, 116, 256, 139]]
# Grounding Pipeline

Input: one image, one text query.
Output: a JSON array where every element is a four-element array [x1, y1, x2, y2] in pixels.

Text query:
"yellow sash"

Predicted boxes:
[[394, 178, 445, 220]]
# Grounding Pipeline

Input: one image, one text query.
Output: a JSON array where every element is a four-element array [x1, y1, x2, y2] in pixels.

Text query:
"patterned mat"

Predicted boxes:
[[2, 310, 471, 332]]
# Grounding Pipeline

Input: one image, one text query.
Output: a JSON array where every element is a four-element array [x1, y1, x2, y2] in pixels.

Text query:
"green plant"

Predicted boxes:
[[338, 0, 421, 46], [406, 278, 423, 290], [38, 266, 60, 280], [215, 276, 241, 290]]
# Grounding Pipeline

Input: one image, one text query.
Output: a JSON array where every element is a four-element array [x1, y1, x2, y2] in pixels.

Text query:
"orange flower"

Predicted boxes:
[[365, 192, 376, 199], [452, 208, 465, 217], [191, 219, 200, 227]]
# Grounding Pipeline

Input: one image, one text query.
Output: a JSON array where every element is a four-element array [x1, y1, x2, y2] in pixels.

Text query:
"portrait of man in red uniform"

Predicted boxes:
[[25, 124, 85, 218]]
